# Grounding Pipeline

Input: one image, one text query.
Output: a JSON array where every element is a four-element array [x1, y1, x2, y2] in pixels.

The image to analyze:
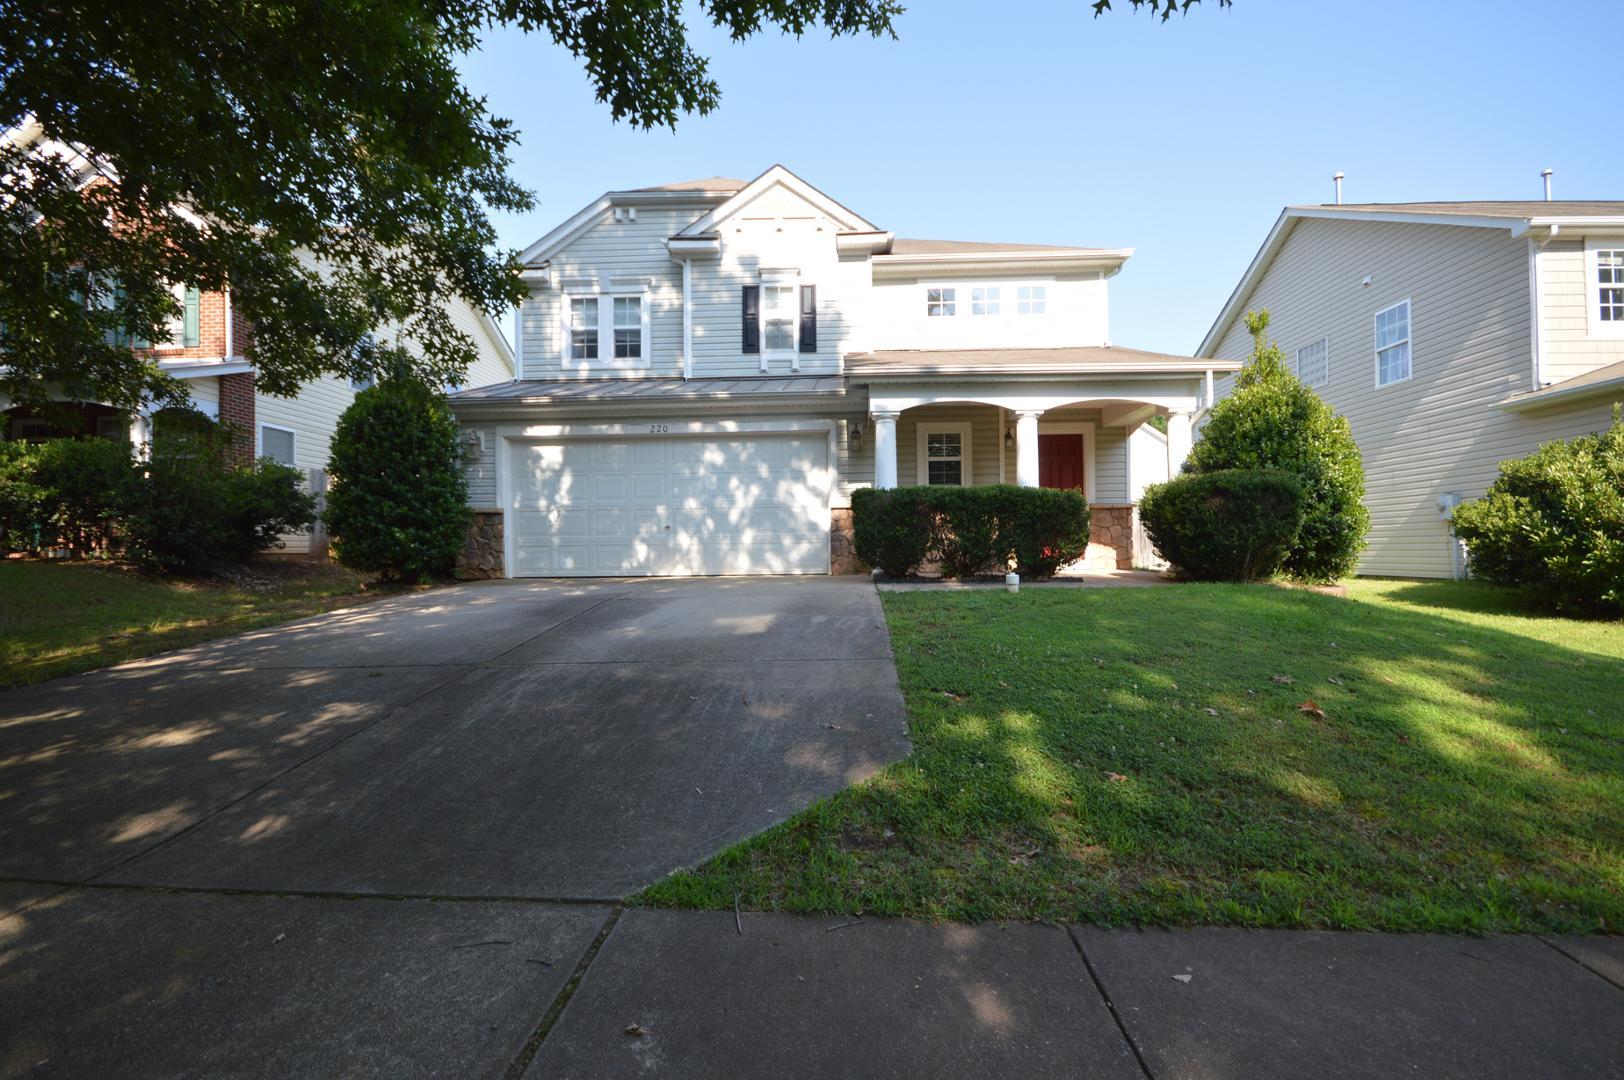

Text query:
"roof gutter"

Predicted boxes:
[[1498, 372, 1624, 412]]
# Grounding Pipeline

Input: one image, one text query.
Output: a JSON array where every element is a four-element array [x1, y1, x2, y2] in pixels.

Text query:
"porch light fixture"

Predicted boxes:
[[1004, 427, 1014, 450], [850, 422, 864, 453]]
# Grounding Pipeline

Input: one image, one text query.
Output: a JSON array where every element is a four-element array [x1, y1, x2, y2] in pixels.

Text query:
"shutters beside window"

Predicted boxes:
[[799, 285, 817, 354], [183, 286, 201, 347], [742, 285, 760, 354]]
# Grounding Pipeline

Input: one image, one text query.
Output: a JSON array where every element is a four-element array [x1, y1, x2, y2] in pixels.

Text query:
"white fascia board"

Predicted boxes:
[[871, 248, 1133, 278], [517, 196, 612, 265], [1285, 206, 1525, 231], [853, 360, 1243, 379], [675, 164, 878, 237], [1525, 216, 1624, 229], [159, 358, 254, 378]]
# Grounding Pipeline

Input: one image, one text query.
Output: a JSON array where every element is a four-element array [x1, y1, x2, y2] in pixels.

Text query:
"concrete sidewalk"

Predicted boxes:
[[3, 888, 1619, 1079]]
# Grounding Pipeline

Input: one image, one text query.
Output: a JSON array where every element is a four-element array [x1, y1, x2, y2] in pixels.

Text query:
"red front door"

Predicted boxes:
[[1037, 434, 1084, 491]]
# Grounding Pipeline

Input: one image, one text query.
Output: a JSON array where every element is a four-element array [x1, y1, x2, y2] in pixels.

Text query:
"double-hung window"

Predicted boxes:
[[1374, 300, 1411, 386], [971, 286, 1000, 316], [743, 278, 816, 369], [761, 283, 798, 354], [1295, 336, 1329, 388], [918, 423, 971, 486], [1016, 285, 1046, 315], [564, 292, 648, 368], [613, 296, 642, 360], [568, 297, 599, 361], [259, 424, 296, 467], [1587, 239, 1624, 337], [926, 287, 956, 317]]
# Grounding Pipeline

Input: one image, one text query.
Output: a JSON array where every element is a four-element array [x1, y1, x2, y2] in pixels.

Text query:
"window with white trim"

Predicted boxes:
[[259, 424, 296, 466], [1374, 300, 1411, 386], [568, 296, 599, 361], [917, 423, 971, 486], [563, 292, 649, 367], [762, 284, 797, 354], [613, 296, 642, 360], [971, 286, 1000, 316], [1016, 285, 1046, 315], [1295, 336, 1329, 388], [926, 287, 956, 317], [1594, 246, 1624, 325]]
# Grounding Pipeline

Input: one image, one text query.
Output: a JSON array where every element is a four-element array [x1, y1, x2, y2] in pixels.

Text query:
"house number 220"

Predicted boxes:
[[648, 424, 669, 434]]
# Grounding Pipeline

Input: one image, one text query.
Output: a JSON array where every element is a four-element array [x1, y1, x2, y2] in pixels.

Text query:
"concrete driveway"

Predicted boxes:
[[0, 576, 909, 899]]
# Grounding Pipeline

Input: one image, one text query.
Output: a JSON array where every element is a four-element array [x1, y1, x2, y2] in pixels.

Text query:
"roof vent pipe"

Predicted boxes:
[[1332, 172, 1344, 205], [1541, 168, 1554, 201]]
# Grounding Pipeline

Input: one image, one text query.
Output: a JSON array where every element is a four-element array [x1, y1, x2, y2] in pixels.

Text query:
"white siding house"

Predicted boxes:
[[1200, 202, 1624, 579]]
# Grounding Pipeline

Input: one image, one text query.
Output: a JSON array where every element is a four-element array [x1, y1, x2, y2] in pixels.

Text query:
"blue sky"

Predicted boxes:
[[460, 0, 1623, 356]]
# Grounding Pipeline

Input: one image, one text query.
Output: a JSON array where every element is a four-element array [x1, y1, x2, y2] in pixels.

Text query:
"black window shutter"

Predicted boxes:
[[799, 285, 817, 353], [741, 286, 760, 354]]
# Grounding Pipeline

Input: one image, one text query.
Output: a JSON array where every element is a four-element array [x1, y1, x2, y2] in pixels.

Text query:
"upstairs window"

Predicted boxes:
[[1592, 243, 1624, 333], [1374, 300, 1412, 386], [568, 297, 598, 360], [1017, 285, 1046, 315], [1295, 336, 1329, 388], [926, 287, 956, 317], [762, 284, 797, 354], [613, 296, 642, 359], [971, 287, 1000, 316]]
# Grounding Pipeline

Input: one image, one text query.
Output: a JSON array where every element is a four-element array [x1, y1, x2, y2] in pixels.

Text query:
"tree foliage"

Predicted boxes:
[[1184, 310, 1369, 581], [0, 0, 903, 412], [324, 378, 469, 581], [1451, 406, 1624, 615], [1139, 468, 1304, 582], [1092, 0, 1231, 19]]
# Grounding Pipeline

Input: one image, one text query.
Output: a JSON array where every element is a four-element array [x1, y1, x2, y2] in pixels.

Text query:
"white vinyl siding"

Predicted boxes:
[[868, 274, 1108, 351], [1534, 236, 1624, 384], [1206, 216, 1609, 579]]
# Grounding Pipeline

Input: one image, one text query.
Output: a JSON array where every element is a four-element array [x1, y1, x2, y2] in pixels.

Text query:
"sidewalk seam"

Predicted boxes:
[[505, 904, 625, 1079], [1067, 927, 1157, 1080], [1536, 935, 1624, 994]]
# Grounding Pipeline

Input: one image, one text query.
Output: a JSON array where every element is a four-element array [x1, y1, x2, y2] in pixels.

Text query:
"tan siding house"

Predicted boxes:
[[1201, 202, 1624, 579]]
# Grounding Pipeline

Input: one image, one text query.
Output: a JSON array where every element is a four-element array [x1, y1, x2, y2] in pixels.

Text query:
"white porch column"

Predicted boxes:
[[1166, 409, 1194, 477], [872, 411, 900, 489], [1014, 410, 1042, 487]]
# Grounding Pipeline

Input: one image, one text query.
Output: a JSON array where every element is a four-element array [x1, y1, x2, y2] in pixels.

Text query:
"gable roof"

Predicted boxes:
[[628, 177, 748, 193], [846, 345, 1240, 378], [1500, 359, 1624, 412], [887, 238, 1112, 256], [674, 164, 878, 237], [1198, 200, 1624, 358]]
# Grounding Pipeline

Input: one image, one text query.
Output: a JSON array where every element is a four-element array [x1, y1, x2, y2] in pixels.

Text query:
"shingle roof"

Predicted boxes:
[[1501, 360, 1624, 410], [448, 375, 848, 404], [626, 177, 749, 193], [1301, 201, 1624, 219], [885, 238, 1112, 256], [846, 346, 1238, 376]]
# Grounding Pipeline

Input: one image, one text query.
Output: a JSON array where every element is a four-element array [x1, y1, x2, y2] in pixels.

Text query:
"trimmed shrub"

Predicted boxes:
[[1450, 407, 1624, 615], [30, 436, 132, 556], [324, 378, 469, 581], [0, 441, 46, 554], [121, 420, 317, 572], [852, 484, 1090, 579], [1186, 311, 1368, 582], [1139, 468, 1305, 582], [852, 486, 932, 578]]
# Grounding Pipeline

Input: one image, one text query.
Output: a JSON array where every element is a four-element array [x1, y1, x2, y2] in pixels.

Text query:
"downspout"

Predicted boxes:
[[682, 256, 693, 380], [1527, 224, 1560, 390], [223, 286, 233, 359]]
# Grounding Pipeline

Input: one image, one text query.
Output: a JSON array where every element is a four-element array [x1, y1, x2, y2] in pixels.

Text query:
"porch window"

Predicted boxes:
[[1295, 336, 1329, 388], [1374, 300, 1411, 386], [971, 287, 1000, 316], [917, 422, 972, 486], [926, 287, 956, 317], [1017, 286, 1046, 315]]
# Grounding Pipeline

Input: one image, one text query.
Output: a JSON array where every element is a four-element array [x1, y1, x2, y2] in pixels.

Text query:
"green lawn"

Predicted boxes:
[[0, 559, 400, 688], [644, 580, 1624, 934]]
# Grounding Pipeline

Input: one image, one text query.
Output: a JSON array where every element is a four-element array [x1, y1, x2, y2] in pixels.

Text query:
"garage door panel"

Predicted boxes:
[[509, 434, 829, 577]]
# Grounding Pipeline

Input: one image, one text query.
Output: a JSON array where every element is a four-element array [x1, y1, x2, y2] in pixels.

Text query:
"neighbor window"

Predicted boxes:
[[1374, 300, 1411, 386], [971, 286, 1001, 316], [1296, 336, 1329, 388], [762, 284, 798, 353], [613, 296, 642, 359], [259, 425, 295, 466], [1595, 247, 1624, 324], [568, 297, 598, 360], [1016, 285, 1046, 315], [920, 427, 969, 486], [926, 287, 956, 317]]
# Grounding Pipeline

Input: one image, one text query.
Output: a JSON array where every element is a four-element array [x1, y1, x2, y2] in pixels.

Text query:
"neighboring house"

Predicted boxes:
[[1199, 201, 1624, 579], [450, 165, 1236, 578]]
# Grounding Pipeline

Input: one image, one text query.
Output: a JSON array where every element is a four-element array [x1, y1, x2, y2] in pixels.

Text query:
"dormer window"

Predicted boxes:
[[926, 288, 956, 317]]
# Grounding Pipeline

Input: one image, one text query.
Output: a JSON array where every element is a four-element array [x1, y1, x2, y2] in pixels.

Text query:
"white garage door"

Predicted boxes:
[[508, 433, 832, 577]]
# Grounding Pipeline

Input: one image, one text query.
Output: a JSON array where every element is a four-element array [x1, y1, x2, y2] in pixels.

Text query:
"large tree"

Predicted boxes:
[[0, 0, 1225, 412]]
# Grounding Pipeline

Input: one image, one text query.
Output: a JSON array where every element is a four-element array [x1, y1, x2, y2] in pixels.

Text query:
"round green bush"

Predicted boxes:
[[1186, 311, 1368, 582], [852, 485, 1090, 579], [324, 379, 469, 581], [852, 486, 932, 577], [1139, 468, 1306, 582], [1450, 407, 1624, 615]]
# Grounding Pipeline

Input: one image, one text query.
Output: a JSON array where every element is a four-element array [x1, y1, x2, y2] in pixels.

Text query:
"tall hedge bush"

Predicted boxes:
[[0, 441, 45, 554], [1139, 468, 1305, 582], [852, 485, 1089, 579], [324, 378, 469, 581], [1450, 406, 1624, 615], [30, 436, 132, 556], [1185, 310, 1368, 581]]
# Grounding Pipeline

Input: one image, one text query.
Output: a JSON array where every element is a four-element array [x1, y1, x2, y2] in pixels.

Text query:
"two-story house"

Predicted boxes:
[[1199, 201, 1624, 579], [451, 166, 1237, 578]]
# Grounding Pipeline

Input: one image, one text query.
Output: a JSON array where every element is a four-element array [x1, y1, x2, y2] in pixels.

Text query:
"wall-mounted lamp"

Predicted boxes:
[[850, 423, 864, 453], [1004, 427, 1015, 450]]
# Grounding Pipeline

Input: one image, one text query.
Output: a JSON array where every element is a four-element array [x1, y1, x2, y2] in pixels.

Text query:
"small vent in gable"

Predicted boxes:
[[612, 206, 638, 223]]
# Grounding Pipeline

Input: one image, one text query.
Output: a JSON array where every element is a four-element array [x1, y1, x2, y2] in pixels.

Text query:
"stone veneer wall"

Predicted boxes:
[[456, 510, 504, 579], [830, 507, 862, 574], [1084, 503, 1135, 571]]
